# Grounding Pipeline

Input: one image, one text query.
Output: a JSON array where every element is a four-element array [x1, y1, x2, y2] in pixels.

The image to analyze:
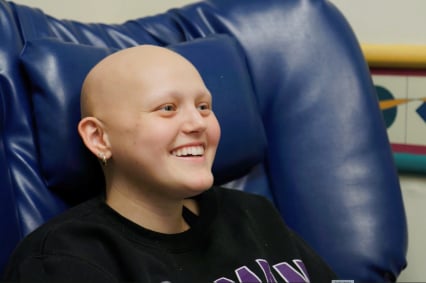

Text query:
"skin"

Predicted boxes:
[[78, 45, 221, 234]]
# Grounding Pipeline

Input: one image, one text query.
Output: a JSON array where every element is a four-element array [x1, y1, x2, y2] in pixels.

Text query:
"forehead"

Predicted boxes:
[[83, 46, 210, 114], [130, 71, 211, 110], [116, 55, 209, 104]]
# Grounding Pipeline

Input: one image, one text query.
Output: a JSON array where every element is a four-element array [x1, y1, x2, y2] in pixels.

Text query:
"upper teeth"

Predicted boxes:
[[172, 146, 204, 157]]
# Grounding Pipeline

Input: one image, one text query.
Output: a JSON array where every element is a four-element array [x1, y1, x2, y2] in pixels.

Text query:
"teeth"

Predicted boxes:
[[172, 146, 204, 157]]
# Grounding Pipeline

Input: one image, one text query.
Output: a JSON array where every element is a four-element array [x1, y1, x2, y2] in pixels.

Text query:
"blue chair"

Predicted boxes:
[[0, 0, 407, 281]]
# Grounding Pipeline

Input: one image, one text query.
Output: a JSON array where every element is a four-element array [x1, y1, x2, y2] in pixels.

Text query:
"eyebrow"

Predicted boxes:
[[149, 88, 212, 102]]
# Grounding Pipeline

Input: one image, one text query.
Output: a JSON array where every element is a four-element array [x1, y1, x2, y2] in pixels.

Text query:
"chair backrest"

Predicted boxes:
[[0, 0, 407, 281]]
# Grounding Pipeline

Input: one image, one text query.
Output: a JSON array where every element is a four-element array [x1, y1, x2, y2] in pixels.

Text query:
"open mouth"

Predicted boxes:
[[171, 145, 204, 157]]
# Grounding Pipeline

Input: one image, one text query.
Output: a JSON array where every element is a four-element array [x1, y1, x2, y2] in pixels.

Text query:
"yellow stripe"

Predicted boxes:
[[379, 99, 411, 110], [361, 44, 426, 69]]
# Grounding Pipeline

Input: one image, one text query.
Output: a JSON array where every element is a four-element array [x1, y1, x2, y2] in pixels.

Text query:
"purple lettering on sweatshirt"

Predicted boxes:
[[273, 260, 310, 282]]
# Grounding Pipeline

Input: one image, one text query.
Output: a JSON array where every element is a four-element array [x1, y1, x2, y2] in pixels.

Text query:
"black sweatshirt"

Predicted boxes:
[[4, 187, 336, 282]]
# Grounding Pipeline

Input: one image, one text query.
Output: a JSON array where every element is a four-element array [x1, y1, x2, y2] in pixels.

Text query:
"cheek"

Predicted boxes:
[[134, 122, 174, 152], [208, 116, 221, 146]]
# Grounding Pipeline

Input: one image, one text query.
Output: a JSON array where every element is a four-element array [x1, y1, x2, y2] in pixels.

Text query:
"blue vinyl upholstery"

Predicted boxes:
[[0, 0, 407, 281]]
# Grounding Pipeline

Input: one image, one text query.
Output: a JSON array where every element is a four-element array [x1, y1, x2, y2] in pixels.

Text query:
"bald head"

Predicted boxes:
[[77, 44, 219, 191], [80, 45, 204, 119]]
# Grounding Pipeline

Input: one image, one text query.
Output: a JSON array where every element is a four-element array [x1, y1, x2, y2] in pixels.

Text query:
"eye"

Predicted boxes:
[[197, 102, 211, 114], [154, 103, 177, 117], [159, 104, 176, 112]]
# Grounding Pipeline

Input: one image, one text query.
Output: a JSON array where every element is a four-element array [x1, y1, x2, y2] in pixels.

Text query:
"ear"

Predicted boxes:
[[78, 117, 111, 159]]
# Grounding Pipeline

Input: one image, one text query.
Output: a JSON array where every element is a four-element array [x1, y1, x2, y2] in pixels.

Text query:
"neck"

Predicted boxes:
[[105, 185, 193, 234]]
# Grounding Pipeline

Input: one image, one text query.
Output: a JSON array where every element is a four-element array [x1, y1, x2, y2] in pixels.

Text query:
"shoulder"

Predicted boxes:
[[29, 195, 104, 235], [211, 186, 272, 203], [210, 187, 337, 279], [210, 186, 278, 213], [205, 186, 286, 231], [5, 197, 106, 266]]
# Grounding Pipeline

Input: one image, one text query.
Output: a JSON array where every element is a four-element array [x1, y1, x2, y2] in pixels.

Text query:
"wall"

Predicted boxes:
[[11, 0, 426, 46], [331, 0, 426, 45], [11, 0, 426, 281], [10, 0, 196, 23]]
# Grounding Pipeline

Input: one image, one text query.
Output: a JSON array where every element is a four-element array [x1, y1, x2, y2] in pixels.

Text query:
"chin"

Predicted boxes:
[[184, 175, 214, 195]]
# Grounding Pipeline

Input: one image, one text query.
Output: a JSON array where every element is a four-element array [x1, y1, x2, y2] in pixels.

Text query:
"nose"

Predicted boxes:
[[181, 106, 207, 134]]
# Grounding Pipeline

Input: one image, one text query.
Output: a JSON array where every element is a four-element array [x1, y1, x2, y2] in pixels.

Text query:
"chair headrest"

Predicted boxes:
[[19, 34, 267, 203]]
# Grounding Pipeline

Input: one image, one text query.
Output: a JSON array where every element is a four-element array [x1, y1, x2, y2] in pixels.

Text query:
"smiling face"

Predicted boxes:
[[79, 46, 221, 201]]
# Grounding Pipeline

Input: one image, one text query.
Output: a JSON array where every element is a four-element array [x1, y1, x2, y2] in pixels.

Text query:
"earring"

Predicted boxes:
[[98, 152, 108, 166]]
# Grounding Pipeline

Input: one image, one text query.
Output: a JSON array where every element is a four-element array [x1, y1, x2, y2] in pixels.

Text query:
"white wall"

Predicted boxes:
[[10, 0, 426, 281], [398, 175, 426, 282], [11, 0, 196, 23], [11, 0, 426, 45], [331, 0, 426, 45]]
